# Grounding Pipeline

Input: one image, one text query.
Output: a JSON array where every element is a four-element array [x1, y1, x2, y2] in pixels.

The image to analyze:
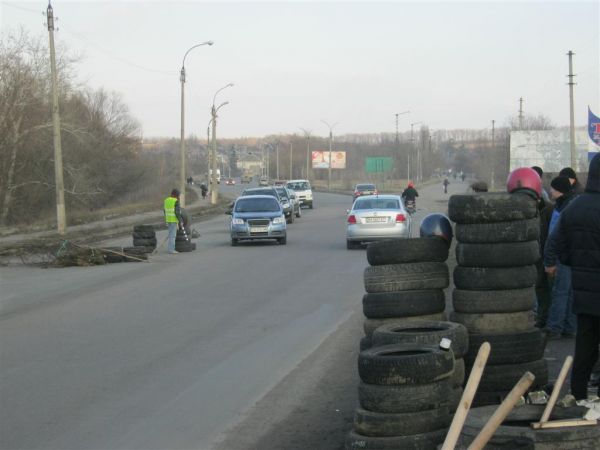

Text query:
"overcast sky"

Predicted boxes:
[[1, 1, 599, 138]]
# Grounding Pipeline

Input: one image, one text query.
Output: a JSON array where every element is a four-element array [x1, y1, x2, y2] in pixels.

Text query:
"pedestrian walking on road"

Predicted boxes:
[[442, 178, 449, 194], [542, 177, 577, 336], [164, 188, 183, 254], [544, 153, 600, 400]]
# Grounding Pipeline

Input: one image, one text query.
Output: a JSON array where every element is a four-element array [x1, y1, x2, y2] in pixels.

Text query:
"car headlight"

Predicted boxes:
[[232, 218, 244, 225], [282, 202, 290, 208], [273, 216, 286, 224]]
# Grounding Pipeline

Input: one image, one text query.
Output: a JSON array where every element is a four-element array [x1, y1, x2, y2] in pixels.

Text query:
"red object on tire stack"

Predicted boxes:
[[448, 192, 548, 406]]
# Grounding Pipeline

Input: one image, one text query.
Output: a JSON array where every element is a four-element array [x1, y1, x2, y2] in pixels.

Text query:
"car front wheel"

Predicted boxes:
[[279, 236, 287, 245]]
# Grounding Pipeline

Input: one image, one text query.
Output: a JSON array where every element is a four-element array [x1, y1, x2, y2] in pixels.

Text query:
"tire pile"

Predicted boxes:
[[132, 224, 157, 253], [345, 238, 468, 450], [448, 192, 548, 406], [175, 209, 196, 252]]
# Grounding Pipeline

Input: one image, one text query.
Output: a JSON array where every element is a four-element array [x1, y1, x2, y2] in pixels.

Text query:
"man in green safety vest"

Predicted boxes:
[[164, 189, 183, 254]]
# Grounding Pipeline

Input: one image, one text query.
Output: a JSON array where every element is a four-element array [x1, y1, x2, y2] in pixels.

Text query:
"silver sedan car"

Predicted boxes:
[[346, 195, 412, 249]]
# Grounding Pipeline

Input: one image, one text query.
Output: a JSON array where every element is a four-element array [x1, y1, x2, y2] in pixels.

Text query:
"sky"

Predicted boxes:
[[1, 0, 599, 139]]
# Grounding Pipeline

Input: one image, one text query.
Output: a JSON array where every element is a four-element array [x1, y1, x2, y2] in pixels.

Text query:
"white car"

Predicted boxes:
[[346, 195, 411, 249], [286, 179, 313, 209]]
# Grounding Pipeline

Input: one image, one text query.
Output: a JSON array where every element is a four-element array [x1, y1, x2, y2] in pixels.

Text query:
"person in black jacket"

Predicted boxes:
[[559, 166, 585, 194], [545, 153, 600, 399]]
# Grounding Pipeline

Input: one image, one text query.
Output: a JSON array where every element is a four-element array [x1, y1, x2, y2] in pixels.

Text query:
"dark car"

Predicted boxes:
[[243, 187, 294, 223], [229, 195, 287, 246], [353, 183, 378, 201], [274, 186, 301, 221]]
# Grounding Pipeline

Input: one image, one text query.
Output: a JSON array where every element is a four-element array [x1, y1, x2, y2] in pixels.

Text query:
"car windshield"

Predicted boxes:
[[235, 198, 280, 213], [354, 198, 399, 210], [287, 182, 310, 190], [356, 184, 375, 191]]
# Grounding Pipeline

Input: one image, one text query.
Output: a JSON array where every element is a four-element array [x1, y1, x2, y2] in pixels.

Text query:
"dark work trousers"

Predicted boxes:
[[535, 259, 553, 328], [571, 314, 600, 400]]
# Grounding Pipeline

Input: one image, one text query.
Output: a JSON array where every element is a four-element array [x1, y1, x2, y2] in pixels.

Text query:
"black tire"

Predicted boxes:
[[175, 241, 196, 252], [460, 404, 600, 449], [448, 192, 538, 224], [371, 321, 468, 359], [133, 237, 157, 248], [358, 380, 452, 413], [452, 287, 535, 313], [309, 203, 313, 209], [464, 329, 545, 365], [455, 218, 540, 243], [133, 224, 155, 233], [449, 311, 534, 333], [363, 313, 446, 337], [472, 389, 510, 407], [445, 387, 463, 412], [362, 290, 445, 319], [295, 207, 301, 218], [286, 213, 294, 224], [359, 336, 372, 352], [132, 231, 156, 239], [451, 358, 465, 388], [364, 262, 449, 293], [456, 241, 540, 268], [353, 406, 451, 437], [231, 238, 238, 247], [366, 237, 449, 266], [453, 265, 537, 290], [102, 247, 126, 263], [358, 344, 454, 385], [345, 429, 446, 450], [279, 236, 287, 245], [475, 358, 548, 392]]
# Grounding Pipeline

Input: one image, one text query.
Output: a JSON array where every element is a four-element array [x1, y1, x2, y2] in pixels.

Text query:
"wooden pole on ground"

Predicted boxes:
[[540, 355, 573, 423]]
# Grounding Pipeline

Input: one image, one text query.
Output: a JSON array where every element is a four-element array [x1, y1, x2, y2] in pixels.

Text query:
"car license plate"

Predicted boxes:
[[365, 217, 387, 223], [250, 226, 268, 232]]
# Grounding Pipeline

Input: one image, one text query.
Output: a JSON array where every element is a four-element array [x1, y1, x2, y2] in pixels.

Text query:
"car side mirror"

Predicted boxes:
[[346, 209, 350, 214]]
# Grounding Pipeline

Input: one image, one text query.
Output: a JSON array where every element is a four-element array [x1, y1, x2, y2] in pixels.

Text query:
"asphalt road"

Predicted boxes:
[[1, 179, 576, 450]]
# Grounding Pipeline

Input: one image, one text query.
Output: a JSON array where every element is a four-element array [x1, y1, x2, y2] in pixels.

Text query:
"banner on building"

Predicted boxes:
[[311, 151, 346, 169], [589, 106, 600, 146]]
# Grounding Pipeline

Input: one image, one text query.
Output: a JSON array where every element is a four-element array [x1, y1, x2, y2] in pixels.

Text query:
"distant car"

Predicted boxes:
[[346, 195, 411, 249], [286, 179, 313, 209], [258, 176, 269, 186], [243, 186, 293, 223], [274, 186, 301, 221], [225, 178, 236, 185], [241, 174, 252, 184], [353, 183, 377, 201], [228, 195, 287, 246], [273, 180, 287, 186]]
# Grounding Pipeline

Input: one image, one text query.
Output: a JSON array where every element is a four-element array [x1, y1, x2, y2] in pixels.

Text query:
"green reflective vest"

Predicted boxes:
[[164, 197, 179, 223]]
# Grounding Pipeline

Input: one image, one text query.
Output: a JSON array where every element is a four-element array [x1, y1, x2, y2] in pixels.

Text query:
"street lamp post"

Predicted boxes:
[[409, 122, 422, 182], [395, 111, 410, 144], [300, 128, 311, 179], [321, 120, 338, 190], [209, 83, 233, 204], [180, 41, 213, 207], [206, 119, 212, 185]]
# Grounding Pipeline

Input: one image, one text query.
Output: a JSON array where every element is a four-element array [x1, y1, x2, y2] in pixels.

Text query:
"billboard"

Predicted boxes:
[[312, 151, 346, 169]]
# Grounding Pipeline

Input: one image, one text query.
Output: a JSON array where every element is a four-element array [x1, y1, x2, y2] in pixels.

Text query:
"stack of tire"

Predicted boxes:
[[448, 192, 548, 406], [175, 209, 196, 252], [132, 225, 156, 252], [361, 238, 451, 348]]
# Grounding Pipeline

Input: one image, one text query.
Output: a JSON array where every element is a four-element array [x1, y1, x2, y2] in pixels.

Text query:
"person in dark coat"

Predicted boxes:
[[545, 153, 600, 399], [559, 166, 584, 194]]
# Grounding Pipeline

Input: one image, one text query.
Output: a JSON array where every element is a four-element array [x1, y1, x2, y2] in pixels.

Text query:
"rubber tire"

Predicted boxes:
[[475, 358, 548, 392], [452, 287, 535, 313], [371, 321, 468, 359], [286, 213, 294, 224], [359, 336, 372, 352], [446, 387, 463, 412], [455, 218, 540, 243], [353, 406, 451, 437], [451, 358, 465, 388], [278, 236, 287, 245], [449, 311, 534, 333], [175, 241, 196, 252], [133, 237, 157, 247], [464, 329, 545, 365], [453, 265, 537, 290], [295, 207, 301, 218], [362, 290, 445, 319], [459, 404, 600, 449], [309, 203, 313, 209], [358, 380, 452, 413], [448, 192, 538, 224], [366, 237, 449, 266], [363, 313, 446, 337], [132, 231, 156, 239], [133, 224, 155, 233], [364, 262, 449, 293], [231, 238, 238, 247], [456, 241, 540, 267], [345, 429, 446, 450], [102, 247, 126, 263], [358, 343, 454, 385]]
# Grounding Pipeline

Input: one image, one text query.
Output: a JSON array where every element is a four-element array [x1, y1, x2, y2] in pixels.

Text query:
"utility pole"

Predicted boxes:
[[206, 121, 211, 184], [47, 1, 66, 234], [276, 142, 280, 180], [321, 120, 338, 190], [491, 119, 496, 190], [210, 105, 218, 204], [289, 142, 293, 179], [300, 128, 311, 180], [518, 97, 524, 130], [409, 122, 421, 182], [567, 50, 577, 170], [395, 113, 399, 145]]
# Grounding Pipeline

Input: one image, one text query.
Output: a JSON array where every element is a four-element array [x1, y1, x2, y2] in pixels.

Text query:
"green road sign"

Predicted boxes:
[[365, 157, 393, 173]]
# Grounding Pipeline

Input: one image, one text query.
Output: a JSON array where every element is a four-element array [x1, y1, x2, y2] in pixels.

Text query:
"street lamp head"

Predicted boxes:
[[207, 41, 214, 46]]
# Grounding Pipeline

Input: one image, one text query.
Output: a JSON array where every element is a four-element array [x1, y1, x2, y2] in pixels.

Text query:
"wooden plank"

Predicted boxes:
[[540, 356, 573, 423], [531, 419, 597, 429]]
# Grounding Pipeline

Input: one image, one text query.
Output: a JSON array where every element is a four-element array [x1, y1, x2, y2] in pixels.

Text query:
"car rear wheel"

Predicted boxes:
[[231, 238, 238, 246]]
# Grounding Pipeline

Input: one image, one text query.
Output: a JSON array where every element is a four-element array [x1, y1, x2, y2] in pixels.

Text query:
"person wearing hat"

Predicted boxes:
[[559, 167, 584, 194], [470, 180, 488, 193], [542, 176, 577, 338], [164, 188, 183, 254], [401, 181, 419, 203], [545, 153, 600, 399], [531, 166, 551, 210]]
